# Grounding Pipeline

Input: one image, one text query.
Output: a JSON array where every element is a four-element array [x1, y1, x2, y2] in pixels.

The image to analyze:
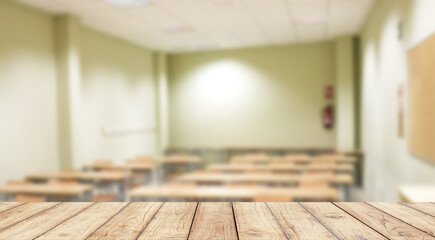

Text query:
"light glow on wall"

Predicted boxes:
[[191, 60, 256, 108]]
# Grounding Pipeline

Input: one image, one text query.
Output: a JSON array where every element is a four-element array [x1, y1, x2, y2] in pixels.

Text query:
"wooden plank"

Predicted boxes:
[[0, 202, 59, 231], [369, 202, 435, 236], [334, 202, 433, 240], [137, 202, 197, 240], [233, 202, 287, 240], [0, 202, 94, 239], [37, 202, 128, 239], [267, 202, 336, 239], [300, 202, 387, 239], [0, 202, 25, 213], [87, 202, 163, 240], [402, 202, 435, 217], [188, 202, 237, 240]]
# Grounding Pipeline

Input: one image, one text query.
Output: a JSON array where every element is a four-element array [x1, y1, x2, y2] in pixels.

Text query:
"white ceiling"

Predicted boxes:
[[17, 0, 375, 53]]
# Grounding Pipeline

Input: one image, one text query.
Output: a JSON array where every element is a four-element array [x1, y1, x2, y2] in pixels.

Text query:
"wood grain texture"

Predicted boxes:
[[369, 202, 435, 236], [267, 202, 336, 239], [402, 202, 435, 217], [233, 202, 287, 240], [0, 202, 59, 231], [300, 202, 387, 239], [87, 202, 163, 240], [0, 202, 25, 213], [36, 202, 128, 240], [137, 202, 197, 240], [188, 202, 237, 240], [0, 202, 93, 239], [334, 202, 434, 240]]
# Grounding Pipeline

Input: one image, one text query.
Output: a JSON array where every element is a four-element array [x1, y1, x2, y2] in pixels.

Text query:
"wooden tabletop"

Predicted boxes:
[[177, 173, 354, 185], [27, 171, 130, 182], [231, 156, 357, 164], [207, 163, 355, 173], [0, 184, 93, 196], [83, 163, 155, 171], [159, 156, 201, 164], [128, 186, 339, 201], [0, 202, 433, 239]]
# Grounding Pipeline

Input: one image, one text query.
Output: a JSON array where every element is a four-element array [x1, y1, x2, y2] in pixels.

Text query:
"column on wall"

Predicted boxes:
[[335, 37, 356, 151], [54, 15, 82, 169], [154, 52, 169, 156]]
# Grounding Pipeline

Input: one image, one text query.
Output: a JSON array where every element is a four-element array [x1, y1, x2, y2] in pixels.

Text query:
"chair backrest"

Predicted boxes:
[[227, 183, 260, 188], [7, 180, 30, 186], [284, 154, 310, 159], [14, 195, 45, 202], [164, 182, 197, 189], [244, 170, 272, 174], [135, 155, 153, 162], [254, 194, 293, 202], [93, 160, 113, 166], [59, 169, 81, 174], [245, 152, 267, 157], [48, 180, 79, 186], [92, 194, 117, 202], [230, 161, 253, 166], [299, 171, 334, 188]]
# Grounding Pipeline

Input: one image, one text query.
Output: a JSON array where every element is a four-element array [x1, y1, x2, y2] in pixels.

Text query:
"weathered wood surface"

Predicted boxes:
[[0, 202, 433, 240]]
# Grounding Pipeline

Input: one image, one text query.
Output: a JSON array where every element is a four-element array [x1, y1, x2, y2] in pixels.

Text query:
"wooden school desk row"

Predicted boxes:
[[128, 185, 340, 201], [0, 202, 433, 239]]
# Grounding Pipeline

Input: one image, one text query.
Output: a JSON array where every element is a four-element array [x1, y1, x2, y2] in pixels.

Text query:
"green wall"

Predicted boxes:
[[0, 0, 156, 182], [0, 0, 58, 183], [168, 43, 337, 148], [78, 26, 156, 167]]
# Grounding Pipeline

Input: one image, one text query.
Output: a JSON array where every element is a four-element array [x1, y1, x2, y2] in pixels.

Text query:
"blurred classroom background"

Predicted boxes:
[[0, 0, 434, 203]]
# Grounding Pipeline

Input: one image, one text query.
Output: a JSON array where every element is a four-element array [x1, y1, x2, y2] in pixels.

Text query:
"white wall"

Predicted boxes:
[[0, 1, 58, 183], [78, 27, 156, 166], [169, 43, 336, 148], [360, 0, 435, 201]]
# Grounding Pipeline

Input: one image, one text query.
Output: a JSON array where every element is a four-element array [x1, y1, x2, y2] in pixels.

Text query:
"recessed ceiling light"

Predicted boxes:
[[106, 0, 150, 7]]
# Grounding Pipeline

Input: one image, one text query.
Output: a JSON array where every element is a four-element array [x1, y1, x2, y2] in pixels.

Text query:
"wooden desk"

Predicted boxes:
[[177, 173, 354, 185], [399, 185, 435, 202], [83, 163, 154, 171], [231, 156, 357, 164], [0, 202, 433, 239], [0, 184, 93, 201], [207, 163, 355, 173], [27, 171, 130, 182], [159, 156, 201, 164], [128, 186, 339, 201]]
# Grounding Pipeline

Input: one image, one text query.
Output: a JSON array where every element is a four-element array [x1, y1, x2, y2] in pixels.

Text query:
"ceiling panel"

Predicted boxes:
[[16, 0, 376, 53]]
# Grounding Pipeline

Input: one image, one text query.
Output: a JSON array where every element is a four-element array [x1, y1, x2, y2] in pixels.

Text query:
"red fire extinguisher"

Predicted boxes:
[[323, 105, 333, 129]]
